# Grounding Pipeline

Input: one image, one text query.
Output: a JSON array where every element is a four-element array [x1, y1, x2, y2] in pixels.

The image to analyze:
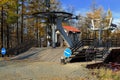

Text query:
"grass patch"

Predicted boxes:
[[91, 68, 120, 80]]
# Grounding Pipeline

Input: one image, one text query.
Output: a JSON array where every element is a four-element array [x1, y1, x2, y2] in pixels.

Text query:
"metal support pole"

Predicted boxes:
[[99, 28, 102, 46], [56, 18, 73, 47], [52, 24, 55, 48], [52, 24, 56, 48]]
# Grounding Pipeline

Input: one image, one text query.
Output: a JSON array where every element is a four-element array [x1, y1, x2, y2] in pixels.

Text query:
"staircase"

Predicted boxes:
[[95, 47, 109, 61]]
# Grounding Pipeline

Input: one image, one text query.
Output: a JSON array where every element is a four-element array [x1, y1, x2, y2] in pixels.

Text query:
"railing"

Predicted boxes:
[[82, 38, 120, 47], [82, 39, 94, 46], [110, 38, 120, 47], [104, 49, 120, 63], [3, 39, 38, 57], [70, 40, 83, 54]]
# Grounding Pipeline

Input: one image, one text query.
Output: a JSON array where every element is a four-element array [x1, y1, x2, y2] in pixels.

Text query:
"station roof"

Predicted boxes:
[[63, 26, 80, 33]]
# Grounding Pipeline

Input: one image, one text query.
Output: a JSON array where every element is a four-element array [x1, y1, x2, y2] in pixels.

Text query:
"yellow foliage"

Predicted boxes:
[[62, 22, 69, 26], [84, 7, 113, 40], [111, 30, 120, 38], [92, 68, 120, 80], [106, 9, 112, 18], [34, 22, 45, 37], [0, 0, 16, 6], [87, 8, 102, 19]]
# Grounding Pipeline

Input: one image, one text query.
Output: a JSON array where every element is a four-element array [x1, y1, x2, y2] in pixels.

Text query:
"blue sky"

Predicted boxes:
[[60, 0, 120, 24]]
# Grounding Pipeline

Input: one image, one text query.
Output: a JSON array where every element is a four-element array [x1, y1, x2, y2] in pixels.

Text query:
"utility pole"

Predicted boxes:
[[36, 18, 39, 47], [98, 27, 102, 46], [21, 0, 24, 43], [1, 6, 4, 48], [6, 24, 9, 49], [17, 0, 19, 44]]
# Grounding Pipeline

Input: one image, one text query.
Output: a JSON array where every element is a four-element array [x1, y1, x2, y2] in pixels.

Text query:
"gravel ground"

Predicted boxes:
[[0, 47, 97, 80], [0, 61, 96, 80]]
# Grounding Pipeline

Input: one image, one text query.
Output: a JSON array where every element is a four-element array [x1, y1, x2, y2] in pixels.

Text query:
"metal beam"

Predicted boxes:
[[56, 18, 73, 47]]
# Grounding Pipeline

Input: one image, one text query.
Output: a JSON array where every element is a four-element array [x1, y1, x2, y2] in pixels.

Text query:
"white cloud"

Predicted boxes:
[[62, 4, 89, 16], [112, 11, 120, 24], [75, 8, 90, 16], [62, 5, 120, 25], [113, 18, 120, 24], [112, 11, 120, 18], [76, 10, 120, 25]]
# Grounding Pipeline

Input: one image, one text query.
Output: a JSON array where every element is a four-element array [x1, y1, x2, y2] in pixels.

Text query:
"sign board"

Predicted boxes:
[[64, 48, 72, 58], [1, 48, 6, 55]]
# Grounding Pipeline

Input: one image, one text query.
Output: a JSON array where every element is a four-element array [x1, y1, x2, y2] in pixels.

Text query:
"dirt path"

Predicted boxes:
[[10, 47, 65, 63], [0, 47, 97, 80]]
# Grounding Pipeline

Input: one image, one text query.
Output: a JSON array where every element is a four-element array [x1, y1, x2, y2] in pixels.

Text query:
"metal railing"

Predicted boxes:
[[1, 39, 38, 57]]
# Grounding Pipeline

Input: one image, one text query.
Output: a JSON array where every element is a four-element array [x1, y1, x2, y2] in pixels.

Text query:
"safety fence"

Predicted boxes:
[[0, 39, 38, 57]]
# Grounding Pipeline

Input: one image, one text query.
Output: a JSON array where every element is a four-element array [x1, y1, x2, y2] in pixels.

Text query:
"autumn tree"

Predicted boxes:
[[87, 8, 112, 40], [0, 0, 18, 48], [22, 0, 62, 46], [77, 14, 91, 39]]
